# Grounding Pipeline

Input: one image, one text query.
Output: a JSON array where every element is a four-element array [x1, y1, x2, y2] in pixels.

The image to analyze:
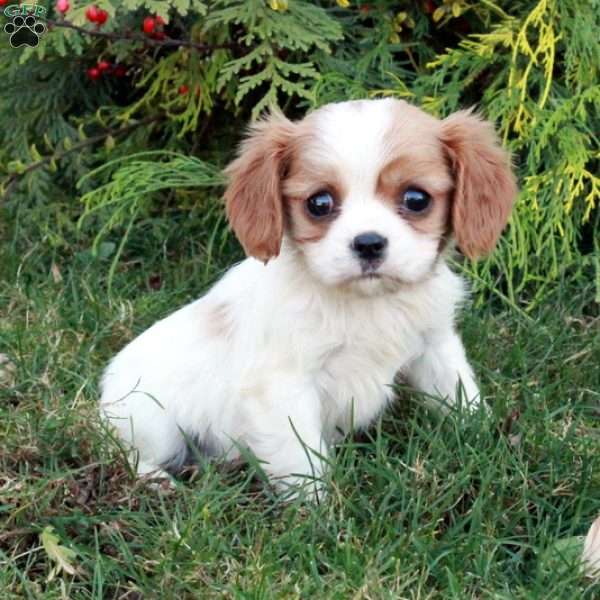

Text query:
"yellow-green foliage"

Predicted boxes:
[[386, 0, 599, 304]]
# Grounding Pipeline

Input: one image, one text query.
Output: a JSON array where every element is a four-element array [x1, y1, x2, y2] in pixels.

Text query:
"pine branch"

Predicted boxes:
[[1, 116, 159, 203], [46, 18, 239, 54]]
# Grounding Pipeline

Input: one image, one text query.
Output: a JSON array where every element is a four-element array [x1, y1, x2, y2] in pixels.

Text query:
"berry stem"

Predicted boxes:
[[46, 18, 238, 54]]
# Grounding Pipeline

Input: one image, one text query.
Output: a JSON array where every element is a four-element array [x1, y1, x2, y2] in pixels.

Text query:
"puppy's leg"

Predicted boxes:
[[101, 390, 186, 478], [240, 377, 327, 499], [406, 328, 481, 412]]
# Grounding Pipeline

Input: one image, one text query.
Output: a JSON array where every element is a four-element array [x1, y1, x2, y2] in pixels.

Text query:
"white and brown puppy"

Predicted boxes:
[[100, 98, 517, 495]]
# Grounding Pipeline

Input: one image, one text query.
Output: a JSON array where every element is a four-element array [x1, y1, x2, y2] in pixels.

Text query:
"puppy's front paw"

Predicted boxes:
[[275, 474, 327, 503], [427, 383, 489, 416], [135, 462, 176, 489], [457, 383, 492, 416]]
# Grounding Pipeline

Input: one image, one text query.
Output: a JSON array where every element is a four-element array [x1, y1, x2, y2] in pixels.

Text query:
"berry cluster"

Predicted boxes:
[[87, 61, 127, 81], [142, 15, 166, 40], [85, 5, 109, 26], [71, 8, 175, 82]]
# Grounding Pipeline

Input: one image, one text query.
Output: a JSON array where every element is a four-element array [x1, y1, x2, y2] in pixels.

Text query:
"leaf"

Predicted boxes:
[[30, 144, 42, 162], [97, 241, 117, 259], [50, 263, 63, 284], [40, 526, 78, 578], [105, 135, 116, 151], [433, 6, 446, 22], [583, 515, 600, 577], [269, 0, 289, 10], [7, 160, 26, 175]]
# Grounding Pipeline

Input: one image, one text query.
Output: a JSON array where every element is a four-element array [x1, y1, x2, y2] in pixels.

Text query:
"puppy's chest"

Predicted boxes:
[[312, 307, 426, 429]]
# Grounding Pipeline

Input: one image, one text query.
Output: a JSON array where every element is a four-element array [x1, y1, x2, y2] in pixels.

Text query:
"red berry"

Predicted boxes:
[[85, 5, 99, 22], [155, 15, 165, 26], [424, 0, 436, 14], [113, 65, 127, 77], [95, 9, 108, 25], [142, 16, 155, 34], [0, 0, 9, 5], [56, 0, 70, 13], [87, 67, 101, 80], [151, 31, 166, 40], [178, 85, 189, 95], [97, 60, 110, 72]]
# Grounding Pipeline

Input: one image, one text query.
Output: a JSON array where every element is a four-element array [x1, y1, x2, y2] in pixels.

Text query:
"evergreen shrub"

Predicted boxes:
[[1, 0, 598, 304]]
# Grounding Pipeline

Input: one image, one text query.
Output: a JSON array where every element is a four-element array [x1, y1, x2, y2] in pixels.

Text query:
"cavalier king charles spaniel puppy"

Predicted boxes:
[[100, 98, 517, 496]]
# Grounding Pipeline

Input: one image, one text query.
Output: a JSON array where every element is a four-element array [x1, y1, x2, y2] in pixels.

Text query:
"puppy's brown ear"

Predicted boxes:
[[440, 110, 518, 259], [224, 112, 295, 262]]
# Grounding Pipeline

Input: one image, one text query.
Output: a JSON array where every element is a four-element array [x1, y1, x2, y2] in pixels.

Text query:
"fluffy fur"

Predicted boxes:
[[100, 99, 518, 495]]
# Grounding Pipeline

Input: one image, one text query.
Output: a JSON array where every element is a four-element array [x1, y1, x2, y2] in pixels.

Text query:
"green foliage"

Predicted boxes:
[[121, 0, 208, 19], [0, 0, 598, 305], [78, 151, 224, 288], [208, 0, 343, 117]]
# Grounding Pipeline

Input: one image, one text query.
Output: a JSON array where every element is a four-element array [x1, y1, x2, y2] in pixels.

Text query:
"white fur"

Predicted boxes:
[[100, 255, 478, 491], [99, 99, 482, 496]]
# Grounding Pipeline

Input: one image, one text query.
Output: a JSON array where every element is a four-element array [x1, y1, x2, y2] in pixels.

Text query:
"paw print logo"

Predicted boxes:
[[4, 15, 47, 48]]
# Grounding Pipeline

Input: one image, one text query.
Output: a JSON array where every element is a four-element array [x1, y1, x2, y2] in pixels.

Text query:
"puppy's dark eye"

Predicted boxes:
[[402, 188, 431, 213], [306, 191, 335, 218]]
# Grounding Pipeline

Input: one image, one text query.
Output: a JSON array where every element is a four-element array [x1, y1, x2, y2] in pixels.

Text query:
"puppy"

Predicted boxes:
[[100, 99, 517, 496]]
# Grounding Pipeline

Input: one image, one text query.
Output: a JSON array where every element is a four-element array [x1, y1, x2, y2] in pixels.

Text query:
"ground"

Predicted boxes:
[[1, 205, 599, 599]]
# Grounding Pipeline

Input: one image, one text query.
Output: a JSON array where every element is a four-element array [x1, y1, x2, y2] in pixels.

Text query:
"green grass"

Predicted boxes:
[[1, 204, 599, 599]]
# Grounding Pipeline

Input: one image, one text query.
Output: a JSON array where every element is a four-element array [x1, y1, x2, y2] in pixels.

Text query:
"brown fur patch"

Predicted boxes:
[[285, 197, 336, 244], [283, 156, 346, 245], [376, 155, 453, 239], [206, 302, 234, 339], [376, 102, 455, 242], [440, 110, 518, 258], [223, 111, 296, 262], [282, 162, 346, 201]]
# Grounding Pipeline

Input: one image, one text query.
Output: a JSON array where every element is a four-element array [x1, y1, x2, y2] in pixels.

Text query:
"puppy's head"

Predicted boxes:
[[224, 99, 517, 294]]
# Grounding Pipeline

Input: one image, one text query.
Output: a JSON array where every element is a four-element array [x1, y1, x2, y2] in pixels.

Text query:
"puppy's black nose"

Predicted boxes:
[[352, 232, 388, 261]]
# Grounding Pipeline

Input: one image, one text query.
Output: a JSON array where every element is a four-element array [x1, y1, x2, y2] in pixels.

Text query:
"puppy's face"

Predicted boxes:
[[224, 99, 517, 294]]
